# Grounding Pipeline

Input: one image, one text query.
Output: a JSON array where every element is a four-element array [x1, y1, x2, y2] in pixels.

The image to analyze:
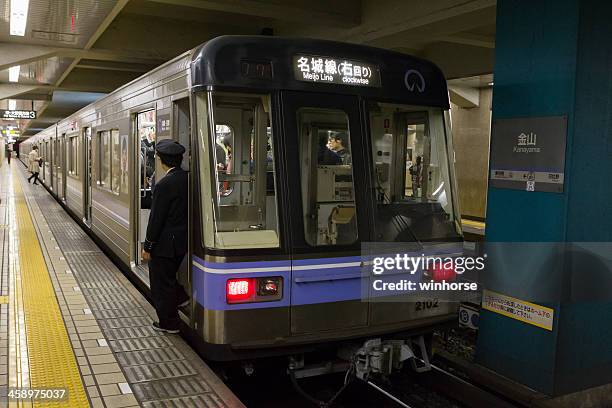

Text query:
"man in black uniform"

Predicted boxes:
[[328, 132, 351, 165], [142, 139, 189, 333]]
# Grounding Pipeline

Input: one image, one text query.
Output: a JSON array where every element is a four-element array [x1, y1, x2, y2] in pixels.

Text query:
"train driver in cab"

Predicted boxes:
[[328, 132, 351, 165], [142, 139, 189, 334], [318, 134, 341, 165]]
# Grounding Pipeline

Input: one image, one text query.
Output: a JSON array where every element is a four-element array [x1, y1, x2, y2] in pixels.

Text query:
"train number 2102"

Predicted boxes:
[[415, 299, 439, 311]]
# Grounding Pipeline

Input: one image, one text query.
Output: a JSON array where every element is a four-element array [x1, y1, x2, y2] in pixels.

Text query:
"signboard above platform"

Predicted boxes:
[[0, 110, 36, 120]]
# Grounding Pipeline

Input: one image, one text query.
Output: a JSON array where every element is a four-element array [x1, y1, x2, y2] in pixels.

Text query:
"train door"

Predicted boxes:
[[281, 91, 372, 334], [40, 142, 45, 181], [173, 97, 192, 310], [55, 136, 62, 197], [60, 133, 67, 200], [43, 141, 48, 182], [134, 109, 156, 272], [83, 127, 92, 225], [51, 137, 56, 191]]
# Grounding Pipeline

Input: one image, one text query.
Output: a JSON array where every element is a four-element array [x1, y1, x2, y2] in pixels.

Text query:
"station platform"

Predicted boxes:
[[0, 163, 244, 407]]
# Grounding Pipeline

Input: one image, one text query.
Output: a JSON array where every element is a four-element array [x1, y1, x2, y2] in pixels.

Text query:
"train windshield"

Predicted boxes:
[[196, 91, 461, 249], [369, 102, 461, 241]]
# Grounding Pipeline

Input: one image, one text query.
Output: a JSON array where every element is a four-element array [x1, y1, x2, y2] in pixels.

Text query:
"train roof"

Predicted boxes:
[[192, 35, 450, 108], [22, 35, 451, 146]]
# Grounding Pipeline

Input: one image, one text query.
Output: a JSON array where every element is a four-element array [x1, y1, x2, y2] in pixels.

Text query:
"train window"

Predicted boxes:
[[203, 93, 280, 249], [111, 130, 121, 194], [44, 141, 49, 166], [214, 124, 233, 196], [99, 131, 111, 188], [297, 108, 358, 246], [68, 136, 78, 176], [118, 131, 128, 194], [74, 136, 79, 175], [368, 102, 461, 241], [67, 138, 72, 174], [97, 129, 125, 194]]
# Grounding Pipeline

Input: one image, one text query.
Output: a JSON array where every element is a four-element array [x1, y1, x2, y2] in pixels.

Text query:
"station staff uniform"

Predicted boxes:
[[144, 140, 188, 331]]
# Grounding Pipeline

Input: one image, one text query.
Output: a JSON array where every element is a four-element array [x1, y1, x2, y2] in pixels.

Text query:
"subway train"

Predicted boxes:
[[20, 36, 463, 364]]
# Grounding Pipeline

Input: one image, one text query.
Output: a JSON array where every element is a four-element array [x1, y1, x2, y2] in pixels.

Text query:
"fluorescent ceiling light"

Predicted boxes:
[[8, 100, 17, 111], [9, 66, 20, 82], [10, 0, 30, 36]]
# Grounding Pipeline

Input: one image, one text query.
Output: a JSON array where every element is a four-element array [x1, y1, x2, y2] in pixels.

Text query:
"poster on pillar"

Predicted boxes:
[[489, 115, 567, 193]]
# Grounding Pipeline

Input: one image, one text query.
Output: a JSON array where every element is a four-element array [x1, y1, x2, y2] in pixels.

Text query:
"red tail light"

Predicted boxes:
[[430, 263, 457, 282], [226, 277, 283, 304], [226, 278, 255, 303]]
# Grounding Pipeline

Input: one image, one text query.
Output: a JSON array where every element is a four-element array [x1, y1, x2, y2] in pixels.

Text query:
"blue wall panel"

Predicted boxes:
[[477, 0, 580, 395], [481, 0, 612, 396]]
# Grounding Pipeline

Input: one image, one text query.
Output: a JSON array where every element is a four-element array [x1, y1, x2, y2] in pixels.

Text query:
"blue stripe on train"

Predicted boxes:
[[198, 258, 292, 270], [192, 255, 363, 311], [191, 245, 461, 311]]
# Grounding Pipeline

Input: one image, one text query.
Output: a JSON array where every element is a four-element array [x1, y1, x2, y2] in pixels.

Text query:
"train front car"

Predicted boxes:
[[189, 36, 463, 362]]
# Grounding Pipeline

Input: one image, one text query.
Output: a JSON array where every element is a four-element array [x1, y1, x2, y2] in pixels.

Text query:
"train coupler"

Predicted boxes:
[[351, 335, 432, 381]]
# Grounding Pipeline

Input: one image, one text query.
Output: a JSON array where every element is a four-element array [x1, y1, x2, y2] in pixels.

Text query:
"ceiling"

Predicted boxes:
[[0, 0, 496, 139]]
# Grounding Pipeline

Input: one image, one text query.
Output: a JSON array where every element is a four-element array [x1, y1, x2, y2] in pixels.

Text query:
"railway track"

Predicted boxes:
[[400, 358, 522, 408], [224, 327, 538, 408], [227, 353, 525, 408]]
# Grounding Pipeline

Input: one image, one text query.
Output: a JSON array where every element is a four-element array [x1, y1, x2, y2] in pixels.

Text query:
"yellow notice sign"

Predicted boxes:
[[482, 289, 554, 331]]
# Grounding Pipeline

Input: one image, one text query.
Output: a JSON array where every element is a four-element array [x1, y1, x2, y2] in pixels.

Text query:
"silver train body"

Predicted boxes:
[[21, 36, 463, 360]]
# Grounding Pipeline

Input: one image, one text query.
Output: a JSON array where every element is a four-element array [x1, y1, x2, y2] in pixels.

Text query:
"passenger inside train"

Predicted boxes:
[[139, 110, 156, 209]]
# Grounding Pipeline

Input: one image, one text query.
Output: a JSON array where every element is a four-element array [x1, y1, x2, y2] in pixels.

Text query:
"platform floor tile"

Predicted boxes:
[[0, 163, 244, 407]]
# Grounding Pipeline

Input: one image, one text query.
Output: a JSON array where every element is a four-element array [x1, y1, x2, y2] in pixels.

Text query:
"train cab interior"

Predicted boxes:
[[208, 93, 280, 249], [205, 94, 360, 250], [200, 94, 461, 252], [297, 108, 357, 246], [368, 102, 461, 242]]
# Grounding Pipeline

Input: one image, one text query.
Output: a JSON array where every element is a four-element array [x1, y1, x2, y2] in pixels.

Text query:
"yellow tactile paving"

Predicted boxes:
[[8, 167, 89, 407], [461, 218, 486, 230], [0, 296, 8, 304], [8, 167, 32, 408]]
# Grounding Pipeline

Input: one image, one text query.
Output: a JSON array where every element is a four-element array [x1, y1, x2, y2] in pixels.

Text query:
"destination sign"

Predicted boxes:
[[293, 55, 381, 87], [0, 110, 36, 120]]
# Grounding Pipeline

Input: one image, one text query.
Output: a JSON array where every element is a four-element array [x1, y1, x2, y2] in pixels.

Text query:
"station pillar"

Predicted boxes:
[[477, 0, 612, 398]]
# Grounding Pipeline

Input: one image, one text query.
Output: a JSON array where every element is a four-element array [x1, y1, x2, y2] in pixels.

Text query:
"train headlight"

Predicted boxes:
[[226, 277, 283, 304], [257, 277, 281, 296]]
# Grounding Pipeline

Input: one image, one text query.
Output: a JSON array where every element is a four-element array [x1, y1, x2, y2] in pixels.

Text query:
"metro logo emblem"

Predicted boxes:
[[404, 69, 426, 93]]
